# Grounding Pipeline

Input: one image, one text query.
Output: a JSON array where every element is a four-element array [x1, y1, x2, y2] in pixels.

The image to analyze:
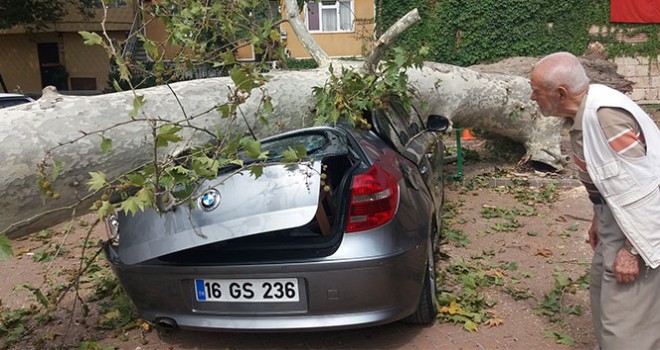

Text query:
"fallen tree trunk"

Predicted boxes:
[[408, 63, 567, 168], [0, 3, 581, 239], [1, 61, 568, 238]]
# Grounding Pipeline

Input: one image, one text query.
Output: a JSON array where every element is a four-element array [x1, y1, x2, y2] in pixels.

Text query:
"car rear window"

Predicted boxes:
[[261, 133, 329, 159], [0, 97, 32, 109]]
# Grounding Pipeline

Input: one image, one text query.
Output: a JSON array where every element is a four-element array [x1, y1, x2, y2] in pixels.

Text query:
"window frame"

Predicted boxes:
[[304, 0, 354, 34]]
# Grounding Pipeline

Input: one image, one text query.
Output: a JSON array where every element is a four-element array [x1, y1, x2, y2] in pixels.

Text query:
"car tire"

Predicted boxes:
[[402, 239, 438, 325]]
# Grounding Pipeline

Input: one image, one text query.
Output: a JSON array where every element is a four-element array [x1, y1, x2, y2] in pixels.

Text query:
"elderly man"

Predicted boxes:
[[530, 52, 660, 349]]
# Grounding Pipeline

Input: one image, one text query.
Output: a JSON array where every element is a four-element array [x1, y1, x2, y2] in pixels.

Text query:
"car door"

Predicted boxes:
[[373, 102, 444, 214]]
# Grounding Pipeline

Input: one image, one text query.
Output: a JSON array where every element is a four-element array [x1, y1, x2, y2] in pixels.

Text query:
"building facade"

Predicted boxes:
[[0, 1, 137, 96], [0, 0, 375, 97]]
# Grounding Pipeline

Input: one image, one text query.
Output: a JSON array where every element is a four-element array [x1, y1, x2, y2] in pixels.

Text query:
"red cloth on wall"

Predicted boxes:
[[610, 0, 660, 23]]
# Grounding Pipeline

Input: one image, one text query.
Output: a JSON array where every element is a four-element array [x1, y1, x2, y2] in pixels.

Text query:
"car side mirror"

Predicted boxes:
[[426, 115, 450, 133]]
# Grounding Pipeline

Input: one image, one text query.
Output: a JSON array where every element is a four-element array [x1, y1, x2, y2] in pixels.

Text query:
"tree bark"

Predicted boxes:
[[0, 62, 568, 238], [409, 63, 568, 168], [363, 8, 420, 73]]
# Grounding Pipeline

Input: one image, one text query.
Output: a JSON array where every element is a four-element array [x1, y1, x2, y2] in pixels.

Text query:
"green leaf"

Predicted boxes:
[[139, 35, 159, 59], [555, 274, 571, 288], [281, 147, 299, 163], [566, 305, 582, 315], [354, 98, 369, 110], [219, 50, 237, 66], [230, 68, 249, 92], [156, 124, 183, 148], [79, 31, 103, 46], [0, 234, 13, 261], [464, 320, 478, 332], [262, 96, 273, 115], [88, 171, 107, 191], [230, 67, 260, 93], [16, 284, 49, 308], [33, 287, 50, 308], [100, 137, 112, 153], [461, 274, 477, 290], [136, 187, 154, 209], [281, 144, 307, 163], [120, 196, 143, 217], [249, 164, 264, 178], [294, 144, 307, 158], [269, 29, 281, 41], [32, 245, 54, 262], [217, 103, 236, 118], [115, 56, 131, 82], [125, 173, 146, 186], [223, 136, 241, 155], [97, 200, 115, 219], [418, 45, 430, 58], [500, 261, 518, 271], [557, 335, 576, 346], [129, 95, 146, 118], [544, 330, 575, 346], [240, 138, 266, 160], [192, 155, 219, 178], [112, 79, 123, 92], [51, 160, 63, 181], [172, 165, 191, 175]]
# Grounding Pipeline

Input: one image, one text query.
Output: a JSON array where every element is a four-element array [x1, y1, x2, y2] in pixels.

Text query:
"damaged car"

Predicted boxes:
[[103, 101, 450, 331], [0, 93, 34, 109]]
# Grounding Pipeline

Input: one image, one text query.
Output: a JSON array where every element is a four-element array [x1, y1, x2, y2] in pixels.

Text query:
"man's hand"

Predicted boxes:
[[613, 247, 640, 284], [588, 214, 599, 250]]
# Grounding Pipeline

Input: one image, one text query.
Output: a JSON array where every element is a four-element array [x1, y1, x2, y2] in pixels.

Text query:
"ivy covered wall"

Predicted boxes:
[[374, 0, 657, 66]]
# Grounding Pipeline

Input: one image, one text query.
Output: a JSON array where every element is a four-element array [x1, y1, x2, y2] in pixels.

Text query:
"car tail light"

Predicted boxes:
[[346, 165, 399, 232]]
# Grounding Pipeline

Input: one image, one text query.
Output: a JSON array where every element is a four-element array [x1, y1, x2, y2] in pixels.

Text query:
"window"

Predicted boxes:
[[306, 0, 354, 32], [70, 77, 97, 91]]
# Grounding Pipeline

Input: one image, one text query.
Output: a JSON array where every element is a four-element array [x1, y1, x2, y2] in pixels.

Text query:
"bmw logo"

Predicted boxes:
[[199, 189, 221, 211]]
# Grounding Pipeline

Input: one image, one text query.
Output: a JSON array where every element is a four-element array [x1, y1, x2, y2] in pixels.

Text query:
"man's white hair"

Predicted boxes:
[[535, 52, 590, 94]]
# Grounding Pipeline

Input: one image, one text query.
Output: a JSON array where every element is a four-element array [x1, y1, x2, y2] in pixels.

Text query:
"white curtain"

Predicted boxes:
[[339, 0, 353, 31], [322, 8, 337, 31]]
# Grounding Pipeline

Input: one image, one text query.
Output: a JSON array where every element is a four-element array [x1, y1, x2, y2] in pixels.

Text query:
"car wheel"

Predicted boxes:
[[402, 237, 438, 325]]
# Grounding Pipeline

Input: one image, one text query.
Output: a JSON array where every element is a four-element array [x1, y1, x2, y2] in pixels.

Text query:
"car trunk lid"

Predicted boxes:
[[116, 161, 322, 264]]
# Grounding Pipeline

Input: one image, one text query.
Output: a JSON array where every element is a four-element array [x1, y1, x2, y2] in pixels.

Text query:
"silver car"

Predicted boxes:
[[103, 102, 449, 331], [0, 93, 34, 109]]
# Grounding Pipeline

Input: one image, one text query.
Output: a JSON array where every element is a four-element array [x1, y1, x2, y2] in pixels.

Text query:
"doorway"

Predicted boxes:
[[38, 42, 68, 91]]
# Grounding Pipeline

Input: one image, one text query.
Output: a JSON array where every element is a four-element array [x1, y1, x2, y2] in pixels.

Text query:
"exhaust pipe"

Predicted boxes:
[[155, 317, 178, 330]]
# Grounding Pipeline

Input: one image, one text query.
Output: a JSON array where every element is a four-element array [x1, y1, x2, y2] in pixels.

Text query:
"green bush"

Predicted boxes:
[[284, 58, 319, 70], [375, 0, 657, 66]]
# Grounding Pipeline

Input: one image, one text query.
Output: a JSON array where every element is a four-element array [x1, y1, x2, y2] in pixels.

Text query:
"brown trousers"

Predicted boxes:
[[591, 204, 660, 350]]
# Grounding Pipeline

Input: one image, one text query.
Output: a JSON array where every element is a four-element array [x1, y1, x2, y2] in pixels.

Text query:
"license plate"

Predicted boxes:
[[194, 278, 300, 302]]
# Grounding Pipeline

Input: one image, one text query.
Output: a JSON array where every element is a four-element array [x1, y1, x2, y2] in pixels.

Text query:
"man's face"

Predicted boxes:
[[529, 69, 560, 117], [530, 71, 560, 117]]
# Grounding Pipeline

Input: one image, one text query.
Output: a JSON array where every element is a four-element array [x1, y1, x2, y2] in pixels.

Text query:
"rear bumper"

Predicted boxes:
[[104, 239, 427, 331], [146, 308, 403, 331]]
